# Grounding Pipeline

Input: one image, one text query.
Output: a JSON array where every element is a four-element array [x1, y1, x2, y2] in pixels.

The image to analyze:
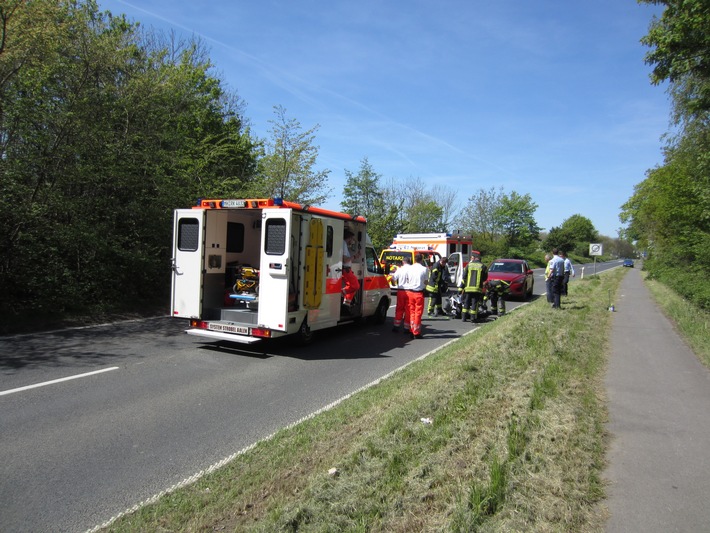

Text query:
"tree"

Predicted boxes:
[[340, 157, 397, 250], [561, 214, 598, 243], [453, 187, 505, 256], [251, 105, 332, 205], [639, 0, 710, 120], [341, 157, 382, 216], [0, 0, 260, 324], [493, 191, 541, 250], [544, 227, 576, 254], [399, 177, 446, 233], [432, 184, 461, 232], [621, 0, 710, 307]]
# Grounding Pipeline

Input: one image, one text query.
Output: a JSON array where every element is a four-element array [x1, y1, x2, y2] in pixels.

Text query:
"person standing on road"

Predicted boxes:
[[459, 251, 488, 322], [402, 253, 428, 339], [544, 253, 553, 303], [426, 256, 449, 317], [562, 251, 575, 296], [391, 256, 412, 333], [549, 248, 565, 309]]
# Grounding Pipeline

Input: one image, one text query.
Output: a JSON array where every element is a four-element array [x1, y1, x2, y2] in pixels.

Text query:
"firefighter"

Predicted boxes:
[[483, 279, 510, 316], [426, 256, 449, 317], [458, 251, 487, 322]]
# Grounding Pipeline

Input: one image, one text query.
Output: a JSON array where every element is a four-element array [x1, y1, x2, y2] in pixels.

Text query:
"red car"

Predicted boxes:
[[486, 259, 534, 299]]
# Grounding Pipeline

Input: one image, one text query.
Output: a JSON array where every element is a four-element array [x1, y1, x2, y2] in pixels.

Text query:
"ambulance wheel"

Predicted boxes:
[[297, 318, 314, 345], [372, 297, 389, 325]]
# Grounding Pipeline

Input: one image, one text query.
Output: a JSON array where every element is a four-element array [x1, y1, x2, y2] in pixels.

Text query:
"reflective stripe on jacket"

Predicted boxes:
[[462, 262, 486, 293]]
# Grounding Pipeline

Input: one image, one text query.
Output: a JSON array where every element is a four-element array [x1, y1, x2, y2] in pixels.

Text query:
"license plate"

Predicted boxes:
[[209, 323, 249, 335], [221, 199, 246, 208]]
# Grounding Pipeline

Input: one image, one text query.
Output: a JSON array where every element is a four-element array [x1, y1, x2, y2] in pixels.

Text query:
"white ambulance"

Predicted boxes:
[[389, 232, 473, 265], [171, 198, 392, 344]]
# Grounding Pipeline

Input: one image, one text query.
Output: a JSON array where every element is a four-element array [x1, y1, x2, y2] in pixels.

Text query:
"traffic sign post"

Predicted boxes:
[[589, 243, 603, 275]]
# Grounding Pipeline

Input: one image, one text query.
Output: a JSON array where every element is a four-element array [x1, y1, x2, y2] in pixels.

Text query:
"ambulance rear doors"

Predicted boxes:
[[257, 209, 294, 332], [171, 209, 206, 318]]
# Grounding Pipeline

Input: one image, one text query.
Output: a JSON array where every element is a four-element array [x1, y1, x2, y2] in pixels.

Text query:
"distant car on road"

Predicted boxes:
[[623, 259, 634, 268], [486, 258, 534, 299]]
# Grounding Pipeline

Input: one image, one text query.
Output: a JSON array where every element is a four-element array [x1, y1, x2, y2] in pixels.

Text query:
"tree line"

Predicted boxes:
[[0, 0, 631, 331], [620, 0, 710, 310]]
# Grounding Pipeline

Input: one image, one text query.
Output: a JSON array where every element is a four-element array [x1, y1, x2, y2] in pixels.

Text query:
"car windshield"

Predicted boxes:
[[380, 251, 408, 266], [489, 262, 523, 273]]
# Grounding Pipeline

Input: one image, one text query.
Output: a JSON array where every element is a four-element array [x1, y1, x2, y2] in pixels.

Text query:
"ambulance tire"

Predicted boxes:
[[297, 318, 314, 345], [372, 297, 389, 325]]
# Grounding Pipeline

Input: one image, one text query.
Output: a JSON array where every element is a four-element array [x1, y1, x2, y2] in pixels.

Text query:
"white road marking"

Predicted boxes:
[[0, 367, 120, 396]]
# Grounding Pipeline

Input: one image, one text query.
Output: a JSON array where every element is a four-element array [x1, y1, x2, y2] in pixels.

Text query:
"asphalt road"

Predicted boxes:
[[0, 260, 622, 532]]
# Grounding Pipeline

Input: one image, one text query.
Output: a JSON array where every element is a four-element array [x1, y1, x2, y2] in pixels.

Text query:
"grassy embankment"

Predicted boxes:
[[103, 271, 625, 532], [644, 272, 710, 369]]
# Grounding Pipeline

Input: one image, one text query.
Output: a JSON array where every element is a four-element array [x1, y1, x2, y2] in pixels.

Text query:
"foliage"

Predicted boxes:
[[640, 0, 710, 120], [341, 165, 458, 250], [561, 214, 598, 242], [545, 215, 601, 257], [645, 271, 710, 368], [454, 187, 504, 256], [493, 191, 541, 249], [395, 177, 448, 233], [543, 226, 576, 254], [623, 0, 710, 309], [248, 105, 332, 205], [340, 157, 398, 251], [0, 0, 259, 324]]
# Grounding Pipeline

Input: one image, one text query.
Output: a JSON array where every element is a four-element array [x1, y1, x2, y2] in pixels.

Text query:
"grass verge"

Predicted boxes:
[[643, 271, 710, 369], [102, 271, 624, 532]]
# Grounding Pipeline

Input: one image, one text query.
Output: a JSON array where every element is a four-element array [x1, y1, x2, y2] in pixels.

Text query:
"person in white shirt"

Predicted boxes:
[[402, 253, 429, 339], [391, 256, 412, 333]]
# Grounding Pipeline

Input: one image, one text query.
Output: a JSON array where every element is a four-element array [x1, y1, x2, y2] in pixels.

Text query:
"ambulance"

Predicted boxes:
[[171, 198, 392, 344], [389, 232, 473, 265], [385, 232, 472, 288]]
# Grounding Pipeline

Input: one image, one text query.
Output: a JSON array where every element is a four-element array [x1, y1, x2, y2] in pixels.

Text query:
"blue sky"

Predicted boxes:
[[99, 0, 669, 238]]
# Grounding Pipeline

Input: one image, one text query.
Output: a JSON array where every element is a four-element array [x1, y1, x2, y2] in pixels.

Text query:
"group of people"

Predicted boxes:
[[390, 250, 511, 339], [342, 228, 519, 336], [544, 248, 574, 309]]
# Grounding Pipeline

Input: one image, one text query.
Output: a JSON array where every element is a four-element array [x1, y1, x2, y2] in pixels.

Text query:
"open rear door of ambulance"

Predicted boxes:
[[171, 209, 205, 319], [258, 209, 292, 332]]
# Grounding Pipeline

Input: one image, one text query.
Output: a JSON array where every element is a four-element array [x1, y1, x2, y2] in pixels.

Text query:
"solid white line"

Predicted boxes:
[[0, 367, 120, 396]]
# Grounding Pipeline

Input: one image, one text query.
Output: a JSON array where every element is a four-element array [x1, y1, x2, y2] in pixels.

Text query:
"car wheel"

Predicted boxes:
[[297, 318, 314, 345], [372, 297, 389, 325], [526, 282, 533, 300]]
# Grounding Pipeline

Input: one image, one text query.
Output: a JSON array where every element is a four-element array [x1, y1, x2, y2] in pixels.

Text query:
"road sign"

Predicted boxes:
[[589, 243, 603, 256]]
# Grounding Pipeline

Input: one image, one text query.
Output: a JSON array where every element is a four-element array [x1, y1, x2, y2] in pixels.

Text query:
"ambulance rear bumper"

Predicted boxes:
[[186, 328, 262, 344]]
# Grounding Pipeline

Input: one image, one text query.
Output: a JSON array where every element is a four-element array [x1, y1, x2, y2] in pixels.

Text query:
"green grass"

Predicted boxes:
[[643, 271, 710, 369], [102, 271, 624, 532]]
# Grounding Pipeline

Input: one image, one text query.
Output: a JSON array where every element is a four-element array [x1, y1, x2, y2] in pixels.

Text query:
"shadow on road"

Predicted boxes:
[[0, 316, 182, 372]]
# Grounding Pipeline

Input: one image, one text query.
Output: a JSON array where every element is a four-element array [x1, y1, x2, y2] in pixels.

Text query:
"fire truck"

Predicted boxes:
[[171, 198, 392, 344]]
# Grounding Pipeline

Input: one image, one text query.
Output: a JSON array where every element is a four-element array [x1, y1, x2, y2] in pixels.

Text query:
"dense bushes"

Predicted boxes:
[[0, 1, 259, 331]]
